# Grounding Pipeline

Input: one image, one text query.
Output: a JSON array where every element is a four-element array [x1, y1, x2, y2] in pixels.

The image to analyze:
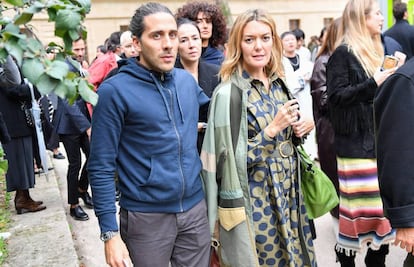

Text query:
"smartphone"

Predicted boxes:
[[382, 55, 399, 70], [394, 51, 407, 67]]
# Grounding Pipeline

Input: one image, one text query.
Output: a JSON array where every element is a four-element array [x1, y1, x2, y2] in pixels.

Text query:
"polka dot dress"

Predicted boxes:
[[246, 78, 316, 267]]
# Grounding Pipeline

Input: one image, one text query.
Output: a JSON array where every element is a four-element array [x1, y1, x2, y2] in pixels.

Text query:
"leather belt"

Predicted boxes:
[[272, 140, 294, 158]]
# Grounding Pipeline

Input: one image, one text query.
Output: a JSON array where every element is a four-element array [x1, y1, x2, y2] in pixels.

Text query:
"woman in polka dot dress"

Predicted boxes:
[[201, 9, 317, 267]]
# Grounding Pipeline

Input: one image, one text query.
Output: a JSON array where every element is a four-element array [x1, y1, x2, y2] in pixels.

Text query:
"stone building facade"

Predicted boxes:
[[30, 0, 348, 62]]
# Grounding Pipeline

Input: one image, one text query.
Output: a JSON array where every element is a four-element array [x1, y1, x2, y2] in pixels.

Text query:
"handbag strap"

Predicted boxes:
[[27, 79, 36, 103]]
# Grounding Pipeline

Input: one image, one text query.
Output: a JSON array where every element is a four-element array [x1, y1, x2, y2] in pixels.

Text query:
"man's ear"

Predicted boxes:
[[132, 36, 142, 53]]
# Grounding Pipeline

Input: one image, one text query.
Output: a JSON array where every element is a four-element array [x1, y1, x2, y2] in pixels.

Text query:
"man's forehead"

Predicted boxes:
[[143, 12, 177, 31], [73, 40, 85, 49]]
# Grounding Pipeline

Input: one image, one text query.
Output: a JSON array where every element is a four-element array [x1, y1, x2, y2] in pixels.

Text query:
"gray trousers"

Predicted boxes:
[[120, 200, 210, 267]]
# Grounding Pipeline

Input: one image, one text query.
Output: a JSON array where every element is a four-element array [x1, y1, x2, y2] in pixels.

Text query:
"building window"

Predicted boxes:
[[120, 25, 129, 32], [289, 19, 300, 30], [323, 17, 334, 27]]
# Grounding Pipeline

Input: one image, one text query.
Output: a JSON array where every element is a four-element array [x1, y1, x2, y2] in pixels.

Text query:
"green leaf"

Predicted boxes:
[[78, 79, 98, 106], [3, 23, 22, 37], [46, 60, 69, 80], [36, 74, 60, 95], [0, 49, 8, 61], [58, 75, 79, 102], [68, 29, 79, 41], [14, 12, 34, 25], [62, 32, 73, 52], [21, 58, 44, 83], [66, 79, 78, 102], [26, 1, 46, 14], [4, 0, 24, 7], [46, 42, 63, 50], [75, 0, 91, 13], [26, 38, 43, 55], [47, 7, 57, 21], [0, 160, 8, 175], [53, 80, 70, 99], [55, 9, 81, 30], [54, 28, 66, 38], [5, 40, 23, 66]]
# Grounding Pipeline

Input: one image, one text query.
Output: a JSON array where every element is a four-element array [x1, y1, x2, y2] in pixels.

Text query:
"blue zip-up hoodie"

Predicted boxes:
[[88, 58, 209, 233]]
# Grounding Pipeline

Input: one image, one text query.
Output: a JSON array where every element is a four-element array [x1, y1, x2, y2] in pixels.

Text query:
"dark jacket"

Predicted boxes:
[[175, 60, 220, 151], [384, 20, 414, 60], [311, 53, 330, 122], [382, 34, 403, 56], [0, 70, 38, 139], [310, 52, 339, 217], [52, 98, 90, 135], [0, 112, 10, 144], [88, 58, 209, 233], [374, 57, 414, 228], [52, 59, 91, 135], [326, 45, 378, 158], [201, 45, 224, 66]]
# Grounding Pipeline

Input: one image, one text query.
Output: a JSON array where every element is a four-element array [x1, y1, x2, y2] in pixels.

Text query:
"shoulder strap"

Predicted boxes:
[[276, 77, 293, 100], [229, 78, 302, 152], [230, 84, 242, 153], [276, 78, 303, 146]]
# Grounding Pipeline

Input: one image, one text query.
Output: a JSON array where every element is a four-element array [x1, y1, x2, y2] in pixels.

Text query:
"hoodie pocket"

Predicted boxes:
[[218, 206, 246, 231], [138, 153, 182, 202]]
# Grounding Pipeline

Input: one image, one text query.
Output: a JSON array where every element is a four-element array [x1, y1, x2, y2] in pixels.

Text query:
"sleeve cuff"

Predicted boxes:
[[98, 212, 119, 233]]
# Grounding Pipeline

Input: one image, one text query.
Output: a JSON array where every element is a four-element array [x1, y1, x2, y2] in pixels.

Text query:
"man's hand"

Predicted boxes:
[[394, 228, 414, 255], [104, 235, 132, 267]]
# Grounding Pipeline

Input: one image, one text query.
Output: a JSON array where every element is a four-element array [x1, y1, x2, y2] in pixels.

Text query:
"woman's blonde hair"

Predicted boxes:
[[337, 0, 383, 76], [219, 9, 284, 81]]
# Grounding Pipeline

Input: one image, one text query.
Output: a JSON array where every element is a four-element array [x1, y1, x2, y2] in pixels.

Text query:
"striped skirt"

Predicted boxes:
[[336, 157, 395, 255]]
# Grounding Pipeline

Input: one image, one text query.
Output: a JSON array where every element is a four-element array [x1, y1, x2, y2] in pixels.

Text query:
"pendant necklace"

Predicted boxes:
[[288, 54, 300, 71]]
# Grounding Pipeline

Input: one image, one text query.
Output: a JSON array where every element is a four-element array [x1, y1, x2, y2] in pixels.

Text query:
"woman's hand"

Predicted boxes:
[[265, 99, 299, 138], [373, 67, 396, 86], [197, 122, 205, 132], [394, 228, 414, 255], [292, 114, 314, 138]]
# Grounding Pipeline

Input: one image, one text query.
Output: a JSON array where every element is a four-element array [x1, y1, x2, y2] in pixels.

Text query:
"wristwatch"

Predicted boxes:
[[100, 231, 118, 242]]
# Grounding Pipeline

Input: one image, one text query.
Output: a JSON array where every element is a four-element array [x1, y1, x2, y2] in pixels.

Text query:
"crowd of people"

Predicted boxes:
[[1, 0, 414, 266]]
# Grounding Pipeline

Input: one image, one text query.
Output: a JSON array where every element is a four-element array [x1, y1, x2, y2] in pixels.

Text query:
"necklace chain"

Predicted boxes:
[[289, 54, 300, 68]]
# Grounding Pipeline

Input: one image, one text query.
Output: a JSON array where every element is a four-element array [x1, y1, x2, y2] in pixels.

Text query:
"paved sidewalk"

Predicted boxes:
[[53, 149, 106, 267], [1, 150, 407, 267], [3, 155, 79, 267]]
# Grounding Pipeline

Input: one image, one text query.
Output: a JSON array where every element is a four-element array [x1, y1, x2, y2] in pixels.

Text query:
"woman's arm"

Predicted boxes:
[[0, 55, 21, 87], [326, 46, 377, 107]]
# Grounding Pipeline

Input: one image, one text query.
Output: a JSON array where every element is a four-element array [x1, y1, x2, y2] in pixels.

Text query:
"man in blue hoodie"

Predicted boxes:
[[87, 3, 210, 267]]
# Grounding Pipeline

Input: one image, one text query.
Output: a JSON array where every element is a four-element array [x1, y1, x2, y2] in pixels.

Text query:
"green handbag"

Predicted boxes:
[[297, 145, 339, 219]]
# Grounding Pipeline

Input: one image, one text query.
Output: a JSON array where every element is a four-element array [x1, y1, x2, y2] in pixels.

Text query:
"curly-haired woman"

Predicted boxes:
[[176, 1, 227, 66]]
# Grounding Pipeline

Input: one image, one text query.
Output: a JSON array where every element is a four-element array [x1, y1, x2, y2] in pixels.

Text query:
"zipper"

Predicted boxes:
[[166, 87, 185, 212]]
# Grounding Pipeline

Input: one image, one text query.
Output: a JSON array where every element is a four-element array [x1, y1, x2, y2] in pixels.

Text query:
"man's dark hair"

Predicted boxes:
[[105, 31, 121, 52], [97, 44, 107, 54], [393, 2, 407, 21], [129, 2, 173, 40], [292, 28, 305, 41], [177, 17, 200, 34]]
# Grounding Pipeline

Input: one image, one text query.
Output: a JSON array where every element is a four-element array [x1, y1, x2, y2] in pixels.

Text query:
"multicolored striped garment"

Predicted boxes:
[[336, 157, 395, 255]]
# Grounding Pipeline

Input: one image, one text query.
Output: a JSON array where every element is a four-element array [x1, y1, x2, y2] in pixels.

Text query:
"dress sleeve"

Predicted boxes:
[[0, 55, 21, 87]]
